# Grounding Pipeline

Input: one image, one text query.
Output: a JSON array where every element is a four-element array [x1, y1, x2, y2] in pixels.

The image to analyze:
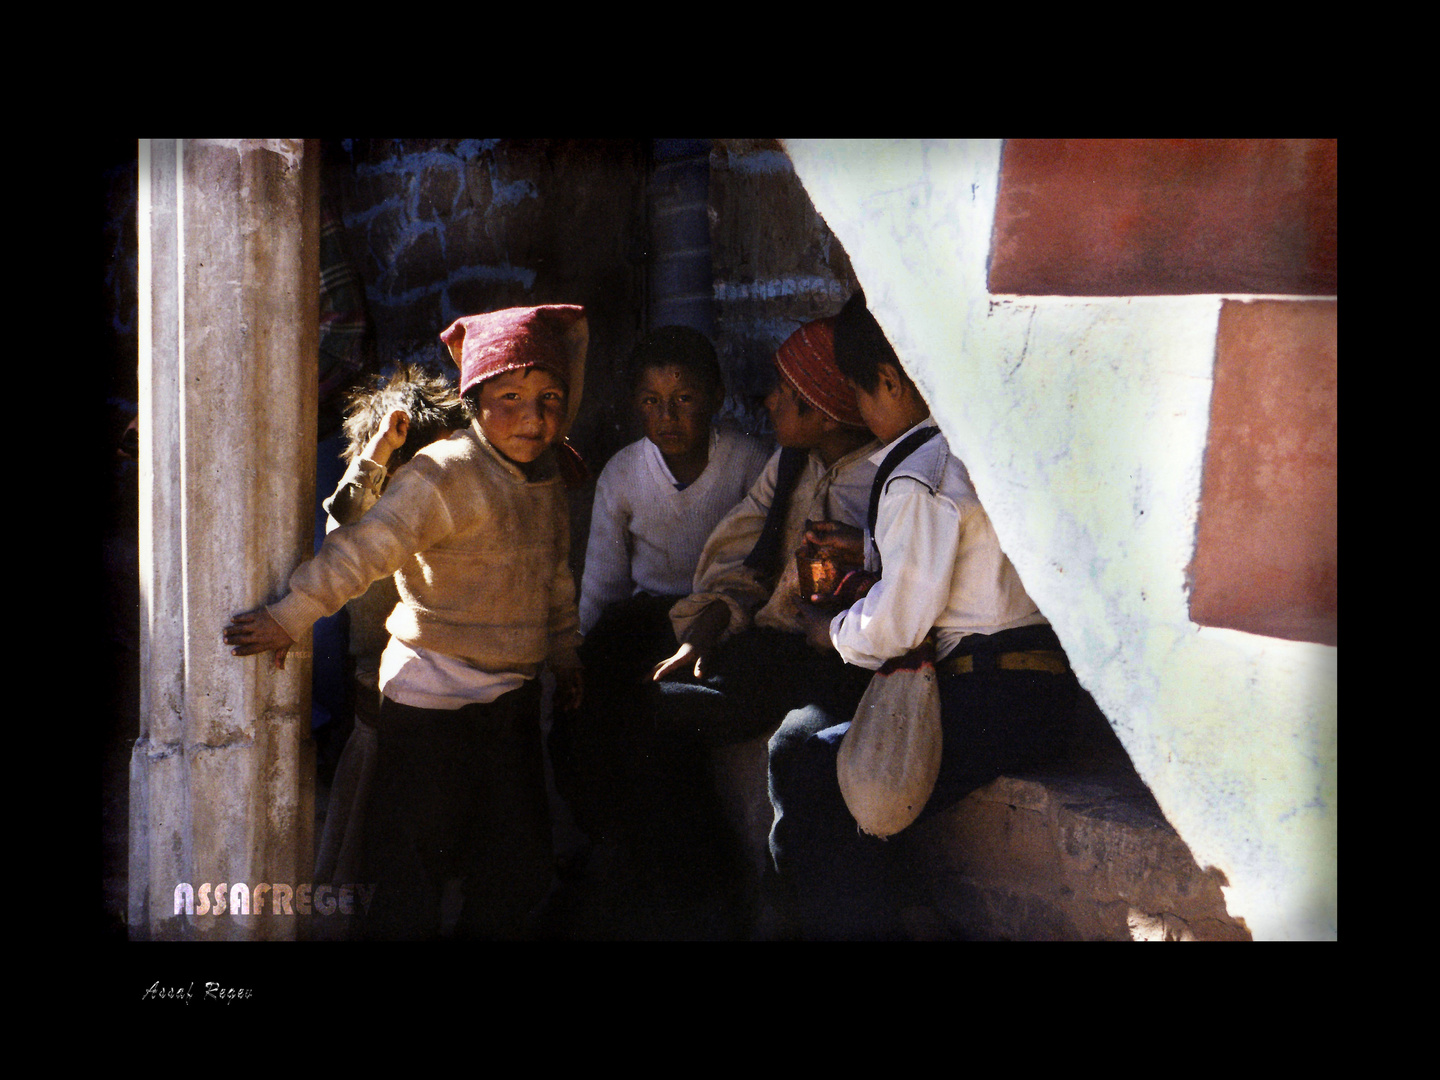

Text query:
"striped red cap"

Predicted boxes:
[[773, 317, 865, 428]]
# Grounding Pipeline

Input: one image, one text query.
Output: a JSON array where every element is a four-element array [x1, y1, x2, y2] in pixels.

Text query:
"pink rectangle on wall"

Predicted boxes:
[[1188, 299, 1337, 645], [989, 139, 1337, 296]]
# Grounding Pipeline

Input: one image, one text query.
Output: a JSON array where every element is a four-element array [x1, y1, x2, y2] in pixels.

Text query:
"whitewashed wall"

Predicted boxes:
[[784, 139, 1336, 941]]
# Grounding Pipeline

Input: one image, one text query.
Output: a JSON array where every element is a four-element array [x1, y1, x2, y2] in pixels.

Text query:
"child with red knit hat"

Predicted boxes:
[[224, 304, 588, 940]]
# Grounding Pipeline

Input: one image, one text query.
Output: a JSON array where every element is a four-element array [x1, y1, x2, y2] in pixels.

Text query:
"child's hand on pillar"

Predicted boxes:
[[223, 608, 296, 671]]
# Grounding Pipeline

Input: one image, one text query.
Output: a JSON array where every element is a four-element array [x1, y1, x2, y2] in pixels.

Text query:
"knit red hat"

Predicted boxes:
[[773, 317, 866, 428], [440, 305, 588, 427]]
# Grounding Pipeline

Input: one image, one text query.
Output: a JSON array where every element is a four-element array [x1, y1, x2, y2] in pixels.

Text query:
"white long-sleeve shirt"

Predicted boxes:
[[578, 424, 771, 634], [829, 418, 1048, 669]]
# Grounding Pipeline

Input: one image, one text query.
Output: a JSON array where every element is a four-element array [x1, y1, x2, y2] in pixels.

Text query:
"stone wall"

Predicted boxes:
[[707, 138, 860, 433], [103, 136, 863, 489], [901, 772, 1251, 941], [318, 138, 649, 475]]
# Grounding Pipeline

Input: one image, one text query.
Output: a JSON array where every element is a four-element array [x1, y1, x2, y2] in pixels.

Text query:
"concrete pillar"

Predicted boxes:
[[130, 139, 320, 941]]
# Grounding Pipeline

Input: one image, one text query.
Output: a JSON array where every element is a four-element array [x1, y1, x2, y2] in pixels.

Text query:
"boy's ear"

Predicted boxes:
[[878, 361, 905, 399]]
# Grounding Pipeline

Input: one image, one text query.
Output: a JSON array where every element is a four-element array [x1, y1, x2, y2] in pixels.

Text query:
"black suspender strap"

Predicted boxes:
[[867, 425, 941, 536], [743, 446, 809, 576]]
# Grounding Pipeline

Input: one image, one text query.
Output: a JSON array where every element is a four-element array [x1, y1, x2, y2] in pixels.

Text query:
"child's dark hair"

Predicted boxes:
[[628, 325, 724, 399], [834, 291, 914, 394], [341, 362, 467, 468]]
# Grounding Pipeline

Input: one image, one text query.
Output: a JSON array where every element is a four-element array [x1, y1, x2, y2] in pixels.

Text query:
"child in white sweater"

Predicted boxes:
[[552, 327, 768, 847], [577, 326, 770, 633]]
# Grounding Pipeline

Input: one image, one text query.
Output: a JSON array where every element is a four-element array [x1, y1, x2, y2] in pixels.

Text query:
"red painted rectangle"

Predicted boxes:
[[1188, 299, 1337, 645], [990, 139, 1337, 296]]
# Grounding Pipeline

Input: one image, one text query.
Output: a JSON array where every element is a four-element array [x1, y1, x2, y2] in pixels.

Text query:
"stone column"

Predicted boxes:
[[130, 139, 320, 941]]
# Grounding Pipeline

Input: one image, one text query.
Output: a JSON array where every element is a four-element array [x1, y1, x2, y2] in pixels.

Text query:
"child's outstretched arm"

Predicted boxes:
[[223, 608, 297, 670], [361, 408, 409, 469], [324, 410, 416, 528]]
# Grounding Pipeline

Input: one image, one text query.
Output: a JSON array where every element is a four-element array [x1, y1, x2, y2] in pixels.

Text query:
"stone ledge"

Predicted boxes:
[[897, 770, 1251, 941]]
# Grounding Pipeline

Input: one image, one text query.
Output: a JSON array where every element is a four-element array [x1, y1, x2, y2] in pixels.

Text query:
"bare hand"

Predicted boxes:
[[554, 666, 584, 712], [803, 519, 864, 565], [361, 409, 409, 469], [803, 566, 881, 609], [223, 608, 296, 671], [798, 602, 837, 652], [651, 600, 729, 682], [652, 641, 708, 682], [828, 568, 880, 607]]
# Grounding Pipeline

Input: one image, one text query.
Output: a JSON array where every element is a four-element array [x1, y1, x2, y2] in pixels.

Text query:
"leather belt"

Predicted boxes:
[[938, 649, 1069, 676]]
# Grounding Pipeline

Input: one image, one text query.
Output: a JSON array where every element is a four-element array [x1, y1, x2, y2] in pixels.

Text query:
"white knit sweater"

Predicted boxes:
[[578, 424, 770, 634]]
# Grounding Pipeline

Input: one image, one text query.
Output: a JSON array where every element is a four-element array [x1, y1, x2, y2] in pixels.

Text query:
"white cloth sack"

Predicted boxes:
[[837, 639, 942, 838]]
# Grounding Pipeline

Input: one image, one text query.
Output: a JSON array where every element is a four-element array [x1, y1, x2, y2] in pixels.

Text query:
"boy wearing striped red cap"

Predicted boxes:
[[224, 304, 588, 940]]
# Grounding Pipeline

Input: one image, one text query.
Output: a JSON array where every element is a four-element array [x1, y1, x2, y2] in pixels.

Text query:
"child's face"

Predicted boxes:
[[849, 362, 918, 444], [850, 380, 893, 443], [635, 364, 717, 460], [474, 367, 569, 464], [764, 371, 828, 449]]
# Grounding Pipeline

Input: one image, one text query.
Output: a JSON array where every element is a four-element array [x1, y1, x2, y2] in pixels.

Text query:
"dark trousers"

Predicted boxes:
[[554, 608, 874, 832], [769, 627, 1079, 940], [356, 682, 552, 940], [651, 626, 875, 747], [642, 627, 872, 851], [557, 612, 875, 911], [629, 627, 875, 904], [548, 593, 684, 842]]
